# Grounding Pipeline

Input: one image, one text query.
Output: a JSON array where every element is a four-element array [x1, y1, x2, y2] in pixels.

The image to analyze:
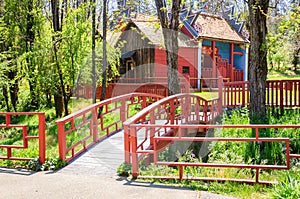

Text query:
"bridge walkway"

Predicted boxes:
[[58, 131, 124, 176]]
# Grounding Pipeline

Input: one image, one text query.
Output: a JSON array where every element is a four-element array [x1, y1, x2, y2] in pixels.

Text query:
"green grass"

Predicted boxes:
[[267, 69, 300, 80]]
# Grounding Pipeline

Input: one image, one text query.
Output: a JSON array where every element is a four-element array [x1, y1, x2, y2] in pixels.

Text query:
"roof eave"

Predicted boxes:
[[199, 36, 246, 45]]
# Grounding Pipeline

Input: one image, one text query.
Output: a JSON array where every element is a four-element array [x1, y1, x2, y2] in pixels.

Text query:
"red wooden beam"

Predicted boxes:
[[211, 41, 216, 78]]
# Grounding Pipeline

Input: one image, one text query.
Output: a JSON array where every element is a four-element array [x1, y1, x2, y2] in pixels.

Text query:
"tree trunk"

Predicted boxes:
[[51, 0, 68, 116], [54, 93, 64, 117], [2, 85, 10, 112], [155, 0, 181, 96], [26, 0, 39, 110], [101, 0, 108, 101], [91, 0, 97, 103], [54, 42, 69, 116], [8, 71, 18, 112], [248, 0, 270, 122]]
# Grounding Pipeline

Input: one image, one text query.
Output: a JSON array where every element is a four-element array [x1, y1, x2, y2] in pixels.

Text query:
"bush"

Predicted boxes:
[[117, 162, 132, 177], [271, 172, 300, 199], [28, 158, 67, 171]]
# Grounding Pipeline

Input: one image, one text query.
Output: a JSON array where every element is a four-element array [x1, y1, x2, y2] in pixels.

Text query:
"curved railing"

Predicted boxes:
[[56, 93, 163, 162], [123, 93, 221, 174]]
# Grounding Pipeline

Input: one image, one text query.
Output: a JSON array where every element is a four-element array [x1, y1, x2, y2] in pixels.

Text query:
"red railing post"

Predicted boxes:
[[142, 96, 147, 109], [38, 113, 46, 164], [124, 124, 131, 164], [120, 98, 127, 122], [5, 114, 10, 126], [131, 127, 139, 178], [242, 82, 246, 106], [280, 80, 284, 111], [170, 99, 175, 125], [92, 107, 99, 142], [218, 76, 223, 114], [57, 121, 66, 161], [286, 140, 290, 169]]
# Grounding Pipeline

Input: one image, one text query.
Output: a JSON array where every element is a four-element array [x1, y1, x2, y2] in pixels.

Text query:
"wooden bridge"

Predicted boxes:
[[1, 79, 300, 184]]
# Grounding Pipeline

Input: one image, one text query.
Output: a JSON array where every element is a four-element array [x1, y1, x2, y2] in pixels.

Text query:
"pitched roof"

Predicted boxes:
[[133, 21, 197, 48], [194, 13, 246, 43], [107, 31, 122, 47]]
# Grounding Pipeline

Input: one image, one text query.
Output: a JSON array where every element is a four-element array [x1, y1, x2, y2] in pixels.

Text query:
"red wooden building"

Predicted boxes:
[[109, 9, 249, 90]]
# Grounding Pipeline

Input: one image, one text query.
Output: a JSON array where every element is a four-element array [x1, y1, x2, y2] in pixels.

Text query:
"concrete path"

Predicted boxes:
[[0, 131, 236, 199]]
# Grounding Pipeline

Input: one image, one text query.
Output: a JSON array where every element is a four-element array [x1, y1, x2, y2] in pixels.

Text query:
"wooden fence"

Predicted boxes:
[[222, 79, 300, 108]]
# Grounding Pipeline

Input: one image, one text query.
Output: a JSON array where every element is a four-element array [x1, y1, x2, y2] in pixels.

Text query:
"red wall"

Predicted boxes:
[[154, 46, 198, 88]]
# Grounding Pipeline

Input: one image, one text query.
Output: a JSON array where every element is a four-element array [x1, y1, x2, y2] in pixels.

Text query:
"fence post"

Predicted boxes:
[[5, 114, 10, 126], [38, 113, 46, 164], [280, 80, 284, 112], [124, 124, 131, 164], [57, 121, 66, 161], [218, 76, 223, 114], [242, 82, 245, 107], [92, 107, 99, 142], [131, 127, 139, 178]]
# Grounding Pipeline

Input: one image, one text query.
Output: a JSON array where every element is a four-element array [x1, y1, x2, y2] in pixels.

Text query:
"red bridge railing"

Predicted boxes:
[[125, 110, 300, 184], [123, 93, 221, 167], [0, 112, 46, 164], [56, 93, 163, 162]]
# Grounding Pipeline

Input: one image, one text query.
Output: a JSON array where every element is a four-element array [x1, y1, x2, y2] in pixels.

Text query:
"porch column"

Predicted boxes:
[[211, 41, 216, 78], [230, 43, 234, 81], [197, 40, 203, 89], [244, 46, 249, 81]]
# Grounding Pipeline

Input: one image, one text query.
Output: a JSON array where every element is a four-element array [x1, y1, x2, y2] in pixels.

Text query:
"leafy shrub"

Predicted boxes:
[[117, 162, 132, 177], [271, 173, 300, 199], [28, 158, 67, 171]]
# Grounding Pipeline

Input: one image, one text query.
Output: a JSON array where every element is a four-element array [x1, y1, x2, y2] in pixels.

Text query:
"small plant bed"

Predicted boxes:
[[134, 108, 300, 198]]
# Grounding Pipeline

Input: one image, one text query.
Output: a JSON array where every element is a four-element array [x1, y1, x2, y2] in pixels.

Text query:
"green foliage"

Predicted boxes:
[[271, 172, 300, 199], [117, 162, 132, 177], [28, 157, 67, 172], [267, 6, 300, 71], [0, 1, 121, 115]]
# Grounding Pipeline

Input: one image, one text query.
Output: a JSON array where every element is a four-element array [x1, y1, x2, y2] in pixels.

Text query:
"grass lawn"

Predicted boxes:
[[267, 69, 300, 80]]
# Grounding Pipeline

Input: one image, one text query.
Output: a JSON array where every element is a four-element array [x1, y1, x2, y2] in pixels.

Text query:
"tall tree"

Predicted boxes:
[[101, 0, 108, 101], [91, 0, 97, 103], [248, 0, 270, 121], [51, 0, 65, 117], [155, 0, 181, 95]]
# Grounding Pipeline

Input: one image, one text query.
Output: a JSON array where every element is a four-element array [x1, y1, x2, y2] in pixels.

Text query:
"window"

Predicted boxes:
[[182, 66, 190, 75]]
